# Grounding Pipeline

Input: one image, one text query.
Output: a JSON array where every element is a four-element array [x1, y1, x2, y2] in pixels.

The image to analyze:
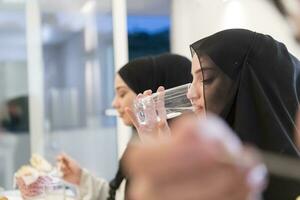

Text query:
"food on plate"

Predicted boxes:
[[15, 154, 54, 199], [30, 154, 52, 172]]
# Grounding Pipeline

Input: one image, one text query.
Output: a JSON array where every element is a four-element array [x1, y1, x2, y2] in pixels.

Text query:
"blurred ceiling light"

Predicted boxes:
[[81, 0, 96, 14], [56, 13, 85, 32], [42, 24, 53, 44], [84, 23, 98, 51], [2, 0, 24, 4]]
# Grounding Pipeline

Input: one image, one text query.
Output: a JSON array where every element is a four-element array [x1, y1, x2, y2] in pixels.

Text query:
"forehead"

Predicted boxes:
[[192, 54, 218, 71], [115, 74, 128, 88], [192, 54, 201, 72]]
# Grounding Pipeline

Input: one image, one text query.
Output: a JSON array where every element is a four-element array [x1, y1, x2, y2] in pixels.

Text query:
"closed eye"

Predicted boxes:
[[202, 77, 214, 84], [119, 91, 127, 98]]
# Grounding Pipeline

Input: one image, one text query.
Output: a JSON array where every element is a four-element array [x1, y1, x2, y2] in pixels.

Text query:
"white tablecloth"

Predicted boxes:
[[1, 190, 75, 200]]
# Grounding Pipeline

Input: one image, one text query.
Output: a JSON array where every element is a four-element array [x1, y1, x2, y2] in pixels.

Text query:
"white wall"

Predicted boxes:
[[3, 63, 28, 100], [171, 0, 300, 59], [0, 62, 28, 107], [0, 133, 30, 189], [45, 127, 118, 181]]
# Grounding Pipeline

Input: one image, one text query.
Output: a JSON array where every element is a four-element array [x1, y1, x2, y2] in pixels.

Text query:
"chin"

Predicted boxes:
[[121, 118, 133, 126], [194, 109, 205, 116]]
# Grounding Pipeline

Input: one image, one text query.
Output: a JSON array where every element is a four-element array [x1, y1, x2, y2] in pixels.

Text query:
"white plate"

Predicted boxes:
[[1, 190, 75, 200], [0, 190, 22, 200]]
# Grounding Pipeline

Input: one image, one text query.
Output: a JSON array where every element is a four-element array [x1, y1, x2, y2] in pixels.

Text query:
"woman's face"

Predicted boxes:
[[187, 54, 206, 115], [187, 54, 233, 116], [112, 74, 137, 126]]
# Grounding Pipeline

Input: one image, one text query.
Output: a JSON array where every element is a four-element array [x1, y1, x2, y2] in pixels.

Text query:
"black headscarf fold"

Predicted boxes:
[[190, 29, 300, 200], [118, 53, 192, 94], [108, 53, 192, 200]]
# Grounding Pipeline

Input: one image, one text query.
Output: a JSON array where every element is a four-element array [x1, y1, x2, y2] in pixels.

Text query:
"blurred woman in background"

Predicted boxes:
[[57, 53, 192, 200]]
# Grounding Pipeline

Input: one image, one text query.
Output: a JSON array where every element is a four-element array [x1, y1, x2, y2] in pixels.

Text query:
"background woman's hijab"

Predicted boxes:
[[118, 53, 192, 94], [190, 29, 300, 199]]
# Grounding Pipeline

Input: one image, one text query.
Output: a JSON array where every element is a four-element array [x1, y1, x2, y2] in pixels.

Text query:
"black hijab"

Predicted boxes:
[[190, 29, 300, 199], [108, 53, 192, 200], [118, 53, 192, 94]]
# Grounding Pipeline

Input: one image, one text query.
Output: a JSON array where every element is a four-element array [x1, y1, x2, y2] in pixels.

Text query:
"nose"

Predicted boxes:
[[111, 96, 119, 109], [187, 83, 196, 102]]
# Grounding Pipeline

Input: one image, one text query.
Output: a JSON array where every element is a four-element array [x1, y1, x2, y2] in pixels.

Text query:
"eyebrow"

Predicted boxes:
[[193, 67, 214, 74], [115, 86, 127, 91], [194, 69, 202, 75], [201, 66, 215, 70]]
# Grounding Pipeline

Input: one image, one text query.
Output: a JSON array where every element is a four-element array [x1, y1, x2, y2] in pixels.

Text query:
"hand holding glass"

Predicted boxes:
[[134, 83, 193, 125]]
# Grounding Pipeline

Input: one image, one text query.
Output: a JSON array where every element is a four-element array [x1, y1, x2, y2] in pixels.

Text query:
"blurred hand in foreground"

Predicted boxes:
[[124, 114, 267, 200]]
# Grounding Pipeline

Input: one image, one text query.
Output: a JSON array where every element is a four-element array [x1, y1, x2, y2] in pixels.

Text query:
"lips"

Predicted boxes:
[[192, 104, 203, 113], [194, 107, 203, 112]]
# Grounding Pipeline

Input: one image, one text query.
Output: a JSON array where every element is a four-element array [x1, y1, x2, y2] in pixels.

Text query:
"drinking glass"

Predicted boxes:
[[44, 179, 65, 200], [134, 83, 193, 125]]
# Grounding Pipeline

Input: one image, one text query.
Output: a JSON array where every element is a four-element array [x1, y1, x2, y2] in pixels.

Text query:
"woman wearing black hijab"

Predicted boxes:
[[56, 53, 192, 200], [187, 29, 300, 199], [124, 29, 300, 200]]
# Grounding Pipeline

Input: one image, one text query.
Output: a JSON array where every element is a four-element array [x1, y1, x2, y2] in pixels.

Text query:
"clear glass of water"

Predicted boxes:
[[134, 83, 193, 125]]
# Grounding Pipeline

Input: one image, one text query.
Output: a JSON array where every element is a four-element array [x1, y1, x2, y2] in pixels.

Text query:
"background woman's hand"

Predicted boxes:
[[56, 153, 82, 185]]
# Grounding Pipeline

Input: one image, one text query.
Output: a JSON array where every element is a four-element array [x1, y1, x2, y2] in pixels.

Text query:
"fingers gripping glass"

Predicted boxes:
[[134, 83, 193, 125]]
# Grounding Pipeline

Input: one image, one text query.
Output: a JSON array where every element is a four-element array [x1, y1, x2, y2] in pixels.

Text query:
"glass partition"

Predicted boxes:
[[40, 0, 118, 180], [0, 1, 30, 189]]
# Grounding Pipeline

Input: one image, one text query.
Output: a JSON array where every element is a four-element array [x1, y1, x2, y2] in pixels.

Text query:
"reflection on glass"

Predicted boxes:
[[134, 83, 193, 125], [41, 0, 118, 181], [0, 2, 30, 190]]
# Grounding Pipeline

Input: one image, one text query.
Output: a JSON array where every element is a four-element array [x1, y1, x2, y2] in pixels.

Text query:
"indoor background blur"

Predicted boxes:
[[0, 0, 299, 190]]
